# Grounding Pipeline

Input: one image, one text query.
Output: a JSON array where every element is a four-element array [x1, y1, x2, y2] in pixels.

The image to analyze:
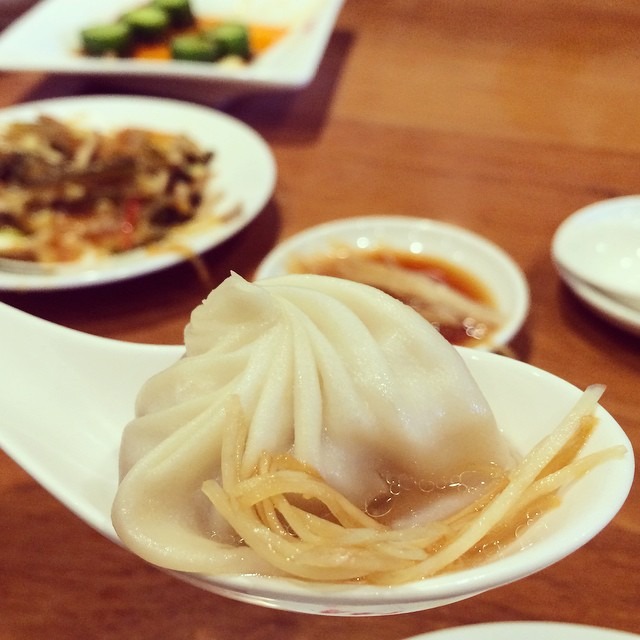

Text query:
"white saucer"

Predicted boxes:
[[552, 196, 640, 310], [552, 197, 640, 336], [403, 621, 639, 640], [557, 267, 640, 337]]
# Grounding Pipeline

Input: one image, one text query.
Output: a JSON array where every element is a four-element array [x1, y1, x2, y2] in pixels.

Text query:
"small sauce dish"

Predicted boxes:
[[255, 215, 530, 351]]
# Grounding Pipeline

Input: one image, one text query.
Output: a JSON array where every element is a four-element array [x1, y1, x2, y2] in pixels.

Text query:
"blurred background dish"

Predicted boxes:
[[401, 621, 640, 640], [552, 196, 640, 311], [554, 267, 640, 338], [0, 0, 344, 102], [255, 215, 530, 352], [552, 196, 640, 335], [0, 94, 276, 290]]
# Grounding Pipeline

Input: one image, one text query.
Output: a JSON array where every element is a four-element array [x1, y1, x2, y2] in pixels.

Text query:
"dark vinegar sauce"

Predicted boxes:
[[293, 247, 498, 347], [373, 249, 495, 346]]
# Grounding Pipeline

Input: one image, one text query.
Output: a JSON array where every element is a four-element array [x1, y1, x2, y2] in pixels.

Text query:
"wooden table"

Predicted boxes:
[[1, 1, 639, 638]]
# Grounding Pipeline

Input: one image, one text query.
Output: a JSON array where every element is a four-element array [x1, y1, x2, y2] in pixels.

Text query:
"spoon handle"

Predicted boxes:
[[0, 301, 182, 542]]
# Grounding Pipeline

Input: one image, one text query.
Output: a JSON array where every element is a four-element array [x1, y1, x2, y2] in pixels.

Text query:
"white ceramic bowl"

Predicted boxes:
[[552, 196, 640, 310], [0, 0, 344, 102], [255, 216, 530, 351]]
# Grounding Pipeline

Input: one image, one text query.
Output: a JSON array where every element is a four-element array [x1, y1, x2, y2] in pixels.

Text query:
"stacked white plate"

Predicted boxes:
[[402, 622, 639, 640], [552, 196, 640, 336]]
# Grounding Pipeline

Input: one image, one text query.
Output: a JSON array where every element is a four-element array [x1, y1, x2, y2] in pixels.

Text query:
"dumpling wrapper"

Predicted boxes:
[[112, 272, 514, 575]]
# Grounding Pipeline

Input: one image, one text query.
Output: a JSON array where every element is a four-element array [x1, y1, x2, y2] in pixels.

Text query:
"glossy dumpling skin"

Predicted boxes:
[[112, 272, 514, 574]]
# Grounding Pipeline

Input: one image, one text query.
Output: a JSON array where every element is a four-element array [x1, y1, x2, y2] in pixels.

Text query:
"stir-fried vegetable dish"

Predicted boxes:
[[0, 115, 214, 263]]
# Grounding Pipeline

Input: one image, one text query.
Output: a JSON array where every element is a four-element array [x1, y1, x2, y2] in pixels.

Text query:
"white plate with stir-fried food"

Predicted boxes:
[[254, 216, 530, 352], [0, 95, 276, 290]]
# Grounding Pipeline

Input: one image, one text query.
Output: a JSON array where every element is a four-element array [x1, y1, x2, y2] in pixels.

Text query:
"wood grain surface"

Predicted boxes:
[[1, 1, 639, 638]]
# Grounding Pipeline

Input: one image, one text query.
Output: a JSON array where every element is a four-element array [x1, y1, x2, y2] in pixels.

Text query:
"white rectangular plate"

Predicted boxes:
[[0, 0, 344, 90]]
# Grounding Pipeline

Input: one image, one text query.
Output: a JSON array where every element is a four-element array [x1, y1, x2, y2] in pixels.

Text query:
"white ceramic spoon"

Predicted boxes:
[[0, 301, 182, 542], [0, 301, 634, 616]]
